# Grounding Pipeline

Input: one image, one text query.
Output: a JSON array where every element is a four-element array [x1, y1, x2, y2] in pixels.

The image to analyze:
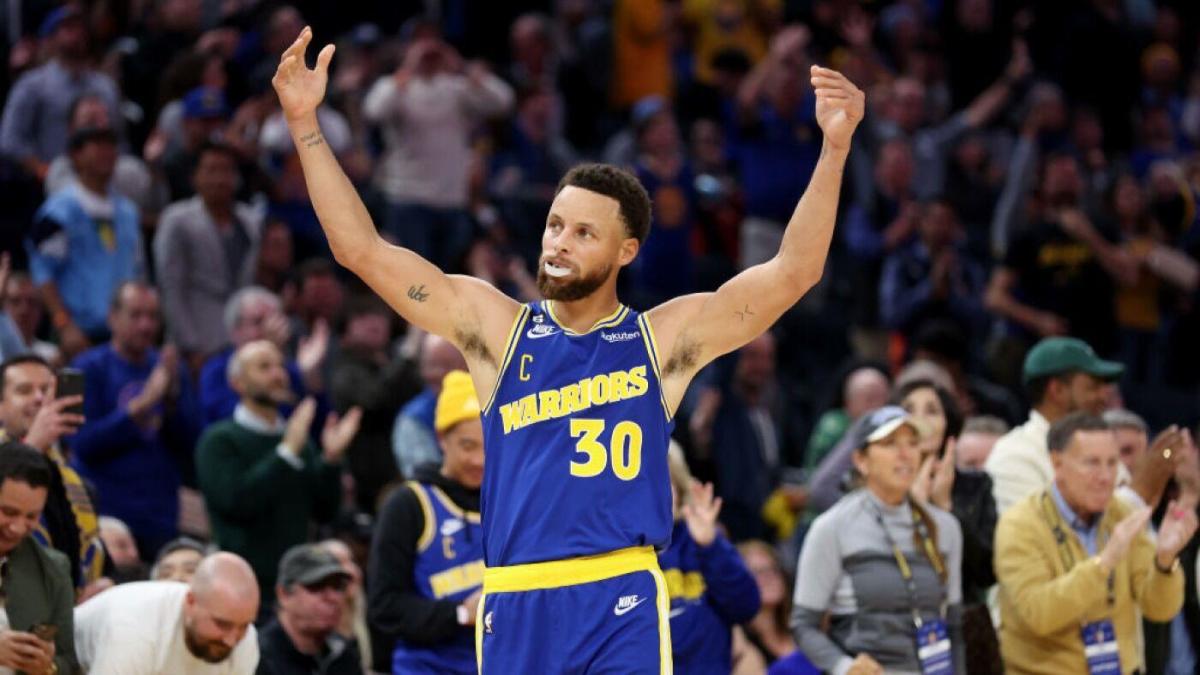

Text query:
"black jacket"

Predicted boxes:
[[366, 464, 481, 668], [254, 618, 362, 675]]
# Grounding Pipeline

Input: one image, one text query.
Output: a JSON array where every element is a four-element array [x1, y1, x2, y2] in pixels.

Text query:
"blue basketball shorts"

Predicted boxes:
[[476, 546, 672, 674]]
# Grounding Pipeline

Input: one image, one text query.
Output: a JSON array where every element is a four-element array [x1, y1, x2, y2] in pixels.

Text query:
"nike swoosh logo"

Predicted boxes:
[[526, 330, 559, 339], [613, 598, 648, 616], [668, 606, 686, 618]]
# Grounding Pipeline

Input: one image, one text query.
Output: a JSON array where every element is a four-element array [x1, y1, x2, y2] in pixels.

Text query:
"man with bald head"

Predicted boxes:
[[75, 551, 261, 672], [196, 340, 360, 611], [391, 333, 466, 477]]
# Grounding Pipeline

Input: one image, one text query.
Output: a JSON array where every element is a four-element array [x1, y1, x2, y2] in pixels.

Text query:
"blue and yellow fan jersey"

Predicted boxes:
[[480, 300, 675, 567], [392, 481, 483, 675]]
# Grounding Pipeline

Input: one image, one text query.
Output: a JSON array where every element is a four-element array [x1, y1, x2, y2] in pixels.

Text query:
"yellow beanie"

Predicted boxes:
[[435, 370, 481, 432]]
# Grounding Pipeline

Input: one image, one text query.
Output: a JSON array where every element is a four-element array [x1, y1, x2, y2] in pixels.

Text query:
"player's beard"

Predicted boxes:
[[537, 262, 613, 301]]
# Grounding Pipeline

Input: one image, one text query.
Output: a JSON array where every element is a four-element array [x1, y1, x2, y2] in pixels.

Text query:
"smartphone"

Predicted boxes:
[[56, 368, 85, 416], [31, 623, 57, 642]]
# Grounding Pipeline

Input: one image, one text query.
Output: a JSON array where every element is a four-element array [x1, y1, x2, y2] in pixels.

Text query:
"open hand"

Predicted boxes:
[[272, 26, 335, 123], [682, 481, 723, 547], [321, 406, 363, 463]]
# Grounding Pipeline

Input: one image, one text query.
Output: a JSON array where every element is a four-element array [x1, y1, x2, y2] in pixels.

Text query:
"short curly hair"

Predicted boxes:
[[555, 163, 652, 245]]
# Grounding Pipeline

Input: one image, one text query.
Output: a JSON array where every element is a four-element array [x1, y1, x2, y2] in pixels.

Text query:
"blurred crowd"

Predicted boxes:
[[1, 0, 1200, 673]]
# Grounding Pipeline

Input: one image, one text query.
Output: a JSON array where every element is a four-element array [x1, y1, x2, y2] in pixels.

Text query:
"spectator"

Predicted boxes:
[[736, 540, 798, 667], [256, 544, 361, 675], [45, 93, 163, 218], [199, 286, 326, 425], [70, 282, 203, 557], [289, 259, 343, 352], [843, 137, 916, 358], [1103, 408, 1150, 478], [26, 126, 144, 357], [0, 4, 121, 181], [151, 537, 207, 583], [985, 152, 1138, 365], [255, 220, 297, 297], [879, 199, 988, 338], [74, 553, 261, 673], [895, 379, 1000, 663], [99, 515, 147, 583], [908, 321, 1024, 426], [363, 29, 513, 272], [159, 86, 232, 202], [660, 443, 761, 673], [490, 87, 579, 262], [611, 0, 673, 108], [369, 371, 484, 674], [0, 354, 108, 592], [868, 44, 1029, 200], [710, 333, 784, 542], [0, 441, 78, 675], [3, 272, 61, 365], [731, 26, 820, 270], [154, 141, 264, 366], [326, 295, 421, 512], [391, 333, 467, 477], [681, 0, 777, 87], [320, 539, 372, 671], [792, 406, 965, 674], [802, 365, 889, 473], [985, 337, 1125, 514], [994, 413, 1196, 674], [196, 340, 360, 608], [631, 99, 700, 306], [955, 416, 1009, 473]]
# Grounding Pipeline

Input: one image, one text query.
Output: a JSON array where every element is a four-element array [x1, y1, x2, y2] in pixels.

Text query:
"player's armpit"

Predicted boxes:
[[646, 256, 810, 380]]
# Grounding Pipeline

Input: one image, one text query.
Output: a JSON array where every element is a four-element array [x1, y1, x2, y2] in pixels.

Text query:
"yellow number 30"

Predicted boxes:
[[568, 419, 643, 481]]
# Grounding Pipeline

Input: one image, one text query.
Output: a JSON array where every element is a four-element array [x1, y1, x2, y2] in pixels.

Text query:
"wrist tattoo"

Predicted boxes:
[[407, 284, 430, 302], [298, 131, 324, 148]]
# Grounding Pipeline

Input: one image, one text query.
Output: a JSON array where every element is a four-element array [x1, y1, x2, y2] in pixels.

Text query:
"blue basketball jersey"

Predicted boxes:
[[480, 300, 675, 567], [392, 481, 483, 675]]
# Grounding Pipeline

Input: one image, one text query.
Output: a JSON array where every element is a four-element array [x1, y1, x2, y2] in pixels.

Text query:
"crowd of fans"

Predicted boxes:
[[1, 0, 1200, 673]]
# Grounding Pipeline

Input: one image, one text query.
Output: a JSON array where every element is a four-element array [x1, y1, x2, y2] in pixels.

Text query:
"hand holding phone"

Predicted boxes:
[[55, 369, 84, 416]]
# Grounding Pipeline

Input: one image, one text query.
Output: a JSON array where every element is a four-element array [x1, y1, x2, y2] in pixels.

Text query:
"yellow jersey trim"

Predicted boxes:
[[429, 485, 482, 523], [482, 546, 659, 593], [482, 305, 531, 414], [650, 565, 674, 674], [407, 481, 436, 553], [543, 301, 629, 335], [636, 314, 672, 421]]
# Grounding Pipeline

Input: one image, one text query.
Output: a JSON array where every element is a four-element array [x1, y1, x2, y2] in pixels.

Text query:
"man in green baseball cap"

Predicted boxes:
[[984, 336, 1124, 514]]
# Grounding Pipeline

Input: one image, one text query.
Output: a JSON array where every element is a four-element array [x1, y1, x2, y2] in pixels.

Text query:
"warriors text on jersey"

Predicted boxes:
[[480, 300, 675, 566]]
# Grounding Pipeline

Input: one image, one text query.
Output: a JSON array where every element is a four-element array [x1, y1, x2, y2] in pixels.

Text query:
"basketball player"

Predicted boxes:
[[273, 26, 863, 674]]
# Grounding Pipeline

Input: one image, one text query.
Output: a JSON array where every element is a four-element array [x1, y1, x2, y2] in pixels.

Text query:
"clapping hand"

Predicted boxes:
[[321, 406, 363, 464], [1155, 500, 1199, 569], [682, 481, 723, 547]]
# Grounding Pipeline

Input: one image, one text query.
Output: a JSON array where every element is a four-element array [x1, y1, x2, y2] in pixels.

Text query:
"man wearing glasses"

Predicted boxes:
[[256, 544, 361, 674]]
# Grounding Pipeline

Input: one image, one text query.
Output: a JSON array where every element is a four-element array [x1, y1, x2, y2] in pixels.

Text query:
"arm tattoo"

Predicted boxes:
[[734, 304, 755, 322], [407, 284, 430, 302], [298, 131, 324, 148]]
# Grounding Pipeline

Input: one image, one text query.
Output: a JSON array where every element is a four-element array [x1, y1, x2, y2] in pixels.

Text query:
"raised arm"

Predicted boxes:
[[271, 28, 518, 371], [646, 66, 863, 409]]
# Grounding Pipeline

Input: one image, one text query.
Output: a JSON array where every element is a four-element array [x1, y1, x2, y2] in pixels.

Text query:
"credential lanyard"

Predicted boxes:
[[873, 499, 947, 628], [1039, 492, 1115, 607]]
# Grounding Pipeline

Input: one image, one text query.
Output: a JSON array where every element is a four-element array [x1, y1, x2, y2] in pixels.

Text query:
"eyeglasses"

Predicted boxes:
[[302, 577, 349, 593]]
